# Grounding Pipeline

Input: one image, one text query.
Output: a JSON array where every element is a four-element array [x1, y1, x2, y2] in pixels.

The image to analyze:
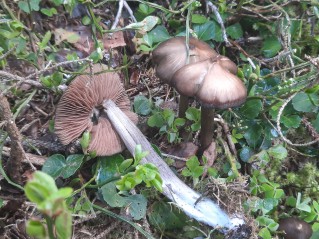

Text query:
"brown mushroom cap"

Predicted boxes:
[[55, 65, 137, 156], [152, 36, 218, 84], [278, 217, 312, 239], [172, 58, 247, 109], [212, 55, 238, 75]]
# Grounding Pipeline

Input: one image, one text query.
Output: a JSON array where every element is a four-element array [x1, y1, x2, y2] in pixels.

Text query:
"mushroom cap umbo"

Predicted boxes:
[[171, 58, 247, 109], [278, 217, 312, 239], [212, 54, 238, 75], [55, 66, 138, 156], [152, 36, 218, 84]]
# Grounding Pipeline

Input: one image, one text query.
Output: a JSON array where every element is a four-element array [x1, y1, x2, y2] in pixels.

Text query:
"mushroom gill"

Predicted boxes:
[[55, 67, 137, 156]]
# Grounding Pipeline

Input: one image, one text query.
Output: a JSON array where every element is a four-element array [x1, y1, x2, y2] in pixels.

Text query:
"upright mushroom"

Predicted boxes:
[[55, 65, 138, 156], [172, 57, 247, 152], [152, 36, 218, 118]]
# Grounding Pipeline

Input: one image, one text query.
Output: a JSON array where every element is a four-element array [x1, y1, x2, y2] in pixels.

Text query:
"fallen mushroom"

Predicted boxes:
[[152, 36, 218, 118], [103, 99, 243, 229], [55, 65, 138, 156], [278, 217, 312, 239], [171, 57, 247, 152]]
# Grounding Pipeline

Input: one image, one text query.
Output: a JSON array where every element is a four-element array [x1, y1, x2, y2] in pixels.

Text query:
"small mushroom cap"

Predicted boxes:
[[55, 65, 137, 156], [278, 217, 312, 239], [152, 36, 218, 84], [172, 59, 247, 109], [213, 55, 238, 75]]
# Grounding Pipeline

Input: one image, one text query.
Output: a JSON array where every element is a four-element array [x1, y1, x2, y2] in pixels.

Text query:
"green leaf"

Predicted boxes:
[[244, 124, 263, 148], [18, 0, 40, 13], [258, 227, 271, 239], [26, 220, 47, 238], [40, 7, 57, 17], [119, 159, 133, 173], [261, 36, 282, 58], [296, 193, 312, 212], [95, 154, 124, 185], [126, 16, 159, 32], [191, 14, 207, 24], [226, 23, 243, 39], [42, 154, 65, 179], [126, 194, 147, 220], [55, 210, 72, 239], [60, 154, 84, 179], [194, 21, 222, 41], [82, 15, 91, 25], [268, 145, 287, 160], [147, 112, 164, 128], [39, 31, 52, 51], [240, 99, 262, 119], [186, 156, 200, 169], [185, 107, 200, 121], [25, 171, 58, 204], [101, 182, 127, 207], [292, 92, 319, 112], [147, 25, 170, 44], [134, 95, 152, 116], [281, 114, 301, 128]]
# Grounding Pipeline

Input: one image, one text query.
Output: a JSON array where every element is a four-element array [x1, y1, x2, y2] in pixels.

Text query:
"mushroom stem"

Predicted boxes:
[[103, 100, 241, 229], [178, 95, 189, 118], [199, 107, 215, 153]]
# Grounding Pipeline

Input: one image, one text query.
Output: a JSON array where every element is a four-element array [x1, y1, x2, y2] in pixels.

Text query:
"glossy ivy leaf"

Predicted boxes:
[[281, 114, 301, 128], [244, 124, 263, 148], [194, 21, 222, 42], [146, 25, 170, 45], [60, 154, 84, 179], [226, 23, 243, 39], [240, 99, 262, 119], [95, 154, 124, 185], [134, 95, 152, 116], [42, 154, 84, 179], [261, 36, 282, 58], [42, 154, 65, 179], [292, 92, 319, 112]]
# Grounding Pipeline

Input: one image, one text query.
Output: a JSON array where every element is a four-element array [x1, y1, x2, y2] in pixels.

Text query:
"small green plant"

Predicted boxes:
[[116, 145, 163, 192], [25, 171, 73, 239], [181, 156, 204, 186], [148, 108, 186, 143]]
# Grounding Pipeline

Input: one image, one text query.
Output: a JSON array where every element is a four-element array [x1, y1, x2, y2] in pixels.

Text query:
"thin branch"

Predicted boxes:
[[206, 1, 230, 46], [111, 0, 124, 30], [276, 93, 319, 146]]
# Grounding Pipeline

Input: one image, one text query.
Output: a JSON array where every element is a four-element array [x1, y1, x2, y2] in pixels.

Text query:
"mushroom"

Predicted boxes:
[[278, 217, 312, 239], [152, 36, 219, 118], [55, 65, 138, 156], [171, 57, 247, 152]]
